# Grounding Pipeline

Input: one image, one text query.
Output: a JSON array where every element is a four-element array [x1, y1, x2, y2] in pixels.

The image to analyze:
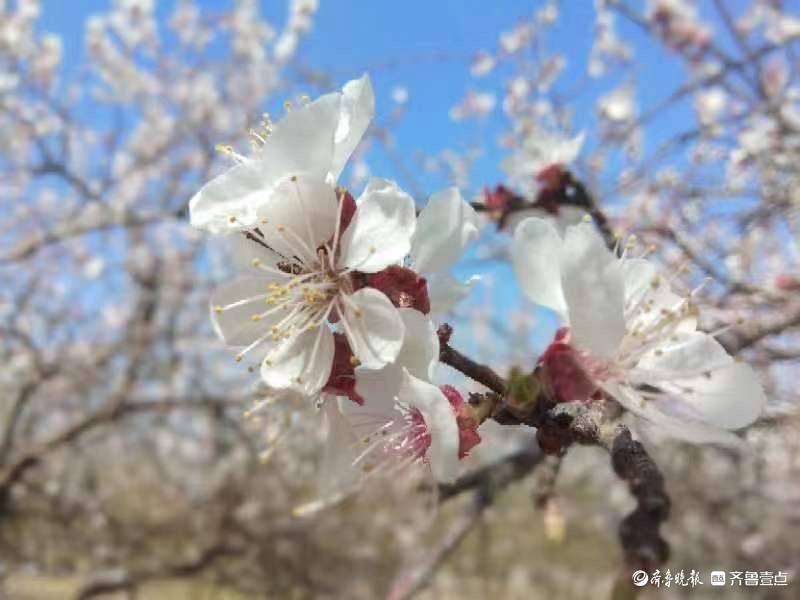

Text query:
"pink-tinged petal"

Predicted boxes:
[[427, 274, 480, 315], [189, 162, 269, 235], [330, 74, 375, 184], [560, 222, 625, 359], [338, 178, 416, 273], [411, 187, 479, 275], [210, 277, 283, 346], [253, 92, 341, 183], [260, 326, 335, 395], [511, 217, 568, 319], [255, 175, 339, 261], [440, 385, 482, 458], [397, 370, 460, 483], [341, 288, 405, 369]]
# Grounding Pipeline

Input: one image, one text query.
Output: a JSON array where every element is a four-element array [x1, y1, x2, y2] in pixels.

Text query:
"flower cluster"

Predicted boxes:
[[190, 74, 767, 499], [512, 217, 766, 444], [190, 75, 482, 485]]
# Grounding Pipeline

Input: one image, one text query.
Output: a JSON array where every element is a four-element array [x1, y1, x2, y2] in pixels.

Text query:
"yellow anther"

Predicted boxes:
[[349, 356, 360, 367], [252, 258, 262, 267], [234, 354, 243, 362], [251, 314, 262, 321], [213, 305, 224, 313]]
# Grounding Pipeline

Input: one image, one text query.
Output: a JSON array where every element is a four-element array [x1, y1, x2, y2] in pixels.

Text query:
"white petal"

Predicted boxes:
[[560, 222, 625, 359], [254, 92, 341, 182], [321, 399, 362, 488], [189, 162, 268, 234], [621, 258, 657, 309], [354, 309, 438, 403], [397, 371, 460, 483], [411, 187, 479, 275], [659, 362, 765, 430], [210, 277, 282, 346], [339, 178, 416, 273], [396, 308, 440, 380], [226, 232, 284, 274], [255, 175, 339, 261], [341, 288, 405, 369], [427, 274, 480, 315], [511, 217, 568, 318], [605, 382, 745, 447], [261, 326, 335, 395], [635, 331, 732, 378], [329, 74, 375, 183], [355, 363, 404, 408]]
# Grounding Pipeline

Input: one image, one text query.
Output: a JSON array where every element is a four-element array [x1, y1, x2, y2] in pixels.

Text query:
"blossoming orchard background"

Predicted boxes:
[[1, 0, 799, 599]]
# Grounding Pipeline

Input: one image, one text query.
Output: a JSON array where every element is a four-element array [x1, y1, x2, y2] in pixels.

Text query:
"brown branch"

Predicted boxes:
[[439, 445, 544, 502], [386, 493, 487, 600], [437, 324, 506, 395], [74, 542, 240, 600], [436, 332, 672, 582]]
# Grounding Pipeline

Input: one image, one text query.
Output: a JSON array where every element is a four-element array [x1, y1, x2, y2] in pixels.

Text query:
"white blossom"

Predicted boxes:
[[189, 74, 374, 235], [501, 130, 585, 198], [512, 218, 766, 444], [410, 187, 481, 314], [333, 310, 461, 484], [210, 176, 414, 395]]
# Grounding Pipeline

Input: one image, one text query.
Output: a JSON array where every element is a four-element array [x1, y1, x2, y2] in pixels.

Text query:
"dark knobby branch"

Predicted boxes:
[[473, 170, 618, 250], [436, 324, 506, 396], [436, 326, 672, 584]]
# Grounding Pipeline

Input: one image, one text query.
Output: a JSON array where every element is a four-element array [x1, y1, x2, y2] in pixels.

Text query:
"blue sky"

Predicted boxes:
[[36, 0, 695, 198], [32, 0, 705, 355]]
